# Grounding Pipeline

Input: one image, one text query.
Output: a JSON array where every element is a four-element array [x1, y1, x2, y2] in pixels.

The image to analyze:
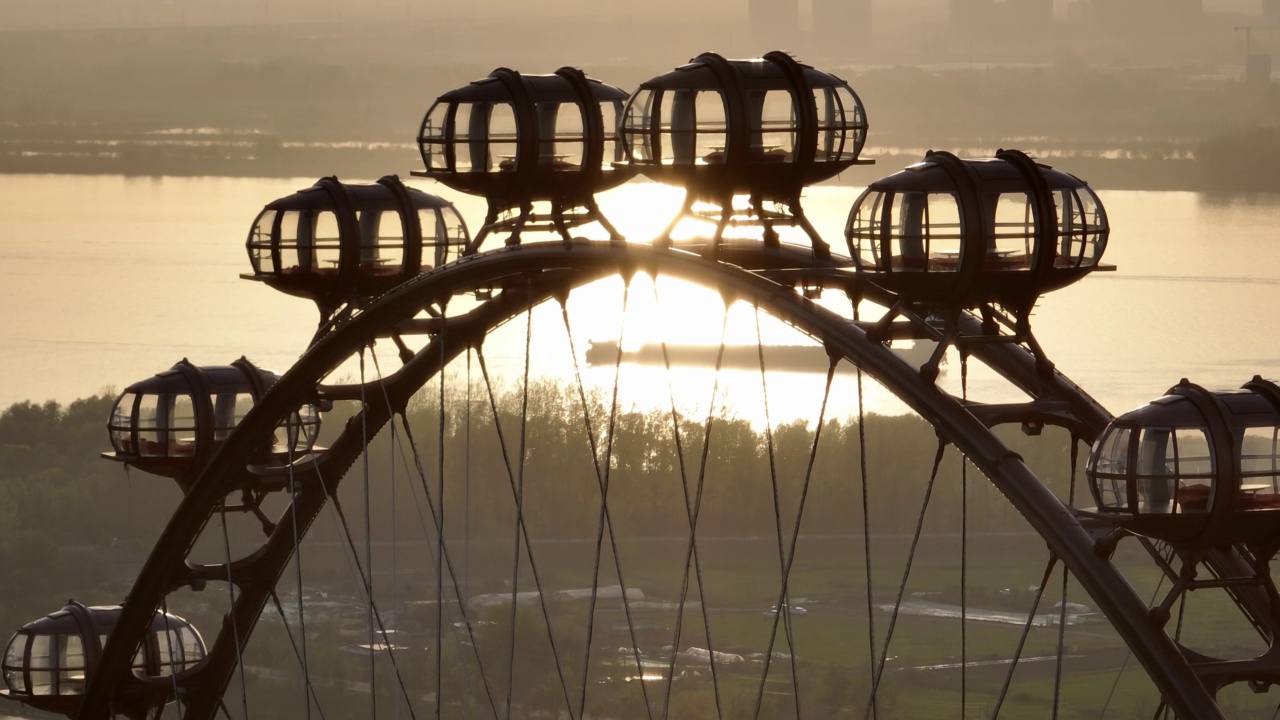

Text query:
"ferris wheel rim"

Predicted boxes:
[[79, 240, 1223, 720]]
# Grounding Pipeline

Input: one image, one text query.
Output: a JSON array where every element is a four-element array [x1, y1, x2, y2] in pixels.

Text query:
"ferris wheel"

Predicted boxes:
[[4, 53, 1279, 720]]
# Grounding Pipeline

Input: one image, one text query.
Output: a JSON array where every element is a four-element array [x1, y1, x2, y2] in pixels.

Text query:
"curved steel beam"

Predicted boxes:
[[82, 242, 1224, 720]]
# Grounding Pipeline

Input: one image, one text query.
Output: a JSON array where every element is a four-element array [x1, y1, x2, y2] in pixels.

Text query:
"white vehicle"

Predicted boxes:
[[763, 604, 808, 618]]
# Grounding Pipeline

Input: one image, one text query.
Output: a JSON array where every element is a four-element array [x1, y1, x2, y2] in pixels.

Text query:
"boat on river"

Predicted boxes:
[[584, 339, 939, 373]]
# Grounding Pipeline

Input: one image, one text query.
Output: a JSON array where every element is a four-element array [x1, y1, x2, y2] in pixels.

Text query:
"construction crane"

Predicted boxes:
[[1233, 24, 1277, 85], [1234, 24, 1276, 59]]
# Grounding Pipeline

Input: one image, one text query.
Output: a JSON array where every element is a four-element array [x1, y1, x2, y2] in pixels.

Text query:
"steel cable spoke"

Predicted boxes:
[[1099, 544, 1175, 719], [753, 341, 838, 720], [866, 438, 949, 717], [266, 590, 330, 720], [465, 350, 475, 720], [390, 411, 482, 713], [302, 345, 418, 720], [853, 300, 878, 720], [381, 336, 486, 717], [218, 500, 251, 720], [320, 484, 419, 712], [318, 487, 419, 720], [659, 296, 731, 720], [991, 555, 1061, 719], [557, 284, 656, 720], [474, 310, 577, 720], [436, 327, 448, 720], [652, 277, 703, 720], [961, 350, 969, 719], [398, 409, 503, 720], [1053, 434, 1082, 720], [369, 348, 427, 720], [158, 597, 183, 720], [749, 305, 789, 718], [359, 349, 377, 720], [500, 314, 526, 720], [285, 407, 313, 720], [393, 367, 404, 720], [572, 284, 629, 720], [1166, 590, 1189, 720]]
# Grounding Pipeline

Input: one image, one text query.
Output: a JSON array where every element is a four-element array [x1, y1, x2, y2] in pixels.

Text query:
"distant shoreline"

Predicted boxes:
[[2, 147, 1273, 194], [1, 113, 1276, 193]]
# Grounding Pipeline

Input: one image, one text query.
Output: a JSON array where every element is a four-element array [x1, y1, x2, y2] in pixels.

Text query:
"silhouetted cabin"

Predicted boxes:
[[1084, 378, 1280, 548], [0, 602, 203, 718], [103, 358, 320, 483], [243, 175, 468, 317], [621, 51, 869, 202], [846, 149, 1111, 312], [417, 67, 632, 245]]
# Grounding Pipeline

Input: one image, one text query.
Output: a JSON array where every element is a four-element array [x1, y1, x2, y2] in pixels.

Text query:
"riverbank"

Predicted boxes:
[[2, 138, 1270, 193], [6, 18, 1280, 192]]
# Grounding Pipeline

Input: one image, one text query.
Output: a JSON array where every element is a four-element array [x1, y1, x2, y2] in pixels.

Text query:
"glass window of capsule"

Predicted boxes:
[[106, 361, 321, 473], [1086, 382, 1280, 518], [1055, 184, 1107, 267], [2, 604, 204, 701], [246, 205, 341, 276], [4, 629, 87, 697], [620, 53, 868, 171], [108, 390, 203, 458], [846, 155, 1108, 276], [418, 72, 628, 177], [847, 190, 965, 271], [244, 179, 465, 280], [536, 99, 584, 170], [812, 83, 865, 163], [1089, 422, 1218, 514], [246, 200, 467, 277], [751, 88, 797, 160], [623, 88, 729, 165], [421, 99, 521, 174]]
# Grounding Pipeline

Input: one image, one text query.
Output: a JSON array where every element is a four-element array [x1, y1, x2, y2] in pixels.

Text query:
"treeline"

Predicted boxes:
[[0, 396, 185, 620], [328, 378, 1087, 549], [0, 383, 1087, 601], [0, 386, 1085, 717]]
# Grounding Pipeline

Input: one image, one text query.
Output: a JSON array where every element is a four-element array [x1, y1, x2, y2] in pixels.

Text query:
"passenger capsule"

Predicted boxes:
[[845, 149, 1111, 313], [103, 359, 321, 484], [417, 67, 633, 247], [1083, 378, 1280, 548], [621, 51, 869, 254], [0, 602, 204, 717], [242, 175, 468, 319]]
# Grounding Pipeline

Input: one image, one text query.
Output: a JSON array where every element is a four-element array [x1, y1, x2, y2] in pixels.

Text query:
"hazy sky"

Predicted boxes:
[[0, 0, 1269, 30]]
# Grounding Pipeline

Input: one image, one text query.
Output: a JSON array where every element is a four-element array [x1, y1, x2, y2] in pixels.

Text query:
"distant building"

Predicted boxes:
[[812, 0, 872, 59], [1168, 0, 1203, 20], [1246, 53, 1273, 89], [1266, 0, 1280, 24], [749, 0, 800, 51], [1091, 0, 1200, 31], [1001, 0, 1054, 30], [1089, 0, 1144, 31], [950, 0, 995, 34]]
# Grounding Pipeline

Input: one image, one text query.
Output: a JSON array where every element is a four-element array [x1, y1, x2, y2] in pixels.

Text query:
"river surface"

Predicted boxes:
[[4, 174, 1280, 425]]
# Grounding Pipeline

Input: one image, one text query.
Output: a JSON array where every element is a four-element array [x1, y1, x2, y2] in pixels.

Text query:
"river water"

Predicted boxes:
[[4, 173, 1280, 424]]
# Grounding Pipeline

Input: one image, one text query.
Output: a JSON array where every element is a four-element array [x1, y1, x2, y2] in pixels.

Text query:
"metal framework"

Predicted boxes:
[[621, 51, 871, 256], [5, 54, 1277, 720], [242, 175, 470, 324], [416, 67, 632, 249], [58, 240, 1262, 719]]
